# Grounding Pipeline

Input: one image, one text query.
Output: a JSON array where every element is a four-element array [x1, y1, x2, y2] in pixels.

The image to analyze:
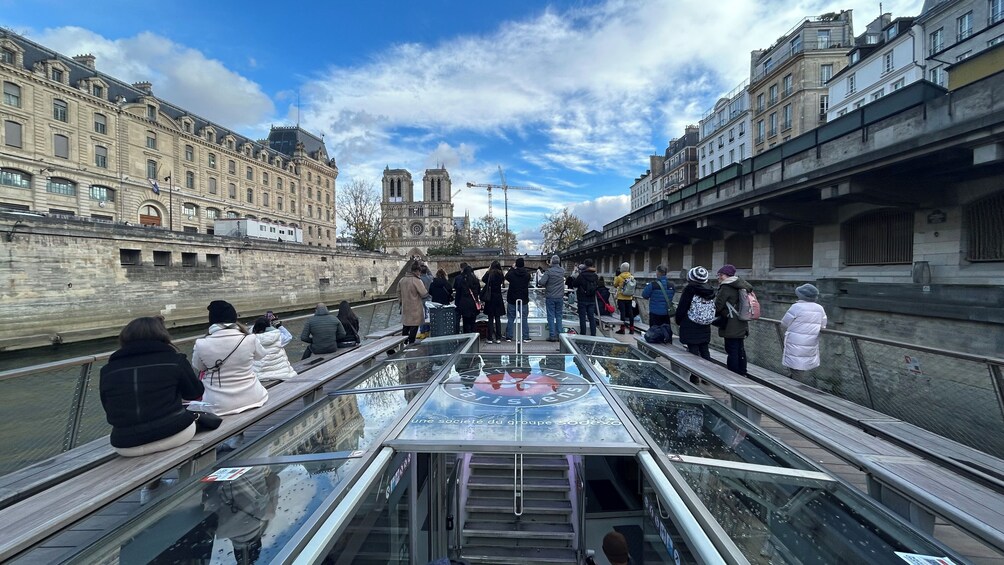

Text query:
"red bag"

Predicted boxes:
[[597, 291, 615, 314]]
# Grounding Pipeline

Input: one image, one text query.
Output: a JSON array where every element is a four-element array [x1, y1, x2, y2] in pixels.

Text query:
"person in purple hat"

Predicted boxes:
[[714, 264, 754, 376]]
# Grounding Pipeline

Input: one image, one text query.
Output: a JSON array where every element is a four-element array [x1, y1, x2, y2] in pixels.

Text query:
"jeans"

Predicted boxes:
[[578, 302, 597, 336], [505, 302, 530, 339], [545, 297, 563, 338], [724, 338, 747, 375]]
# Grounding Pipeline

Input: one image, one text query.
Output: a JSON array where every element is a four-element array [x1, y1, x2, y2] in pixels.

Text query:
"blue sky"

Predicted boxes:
[[1, 0, 921, 251]]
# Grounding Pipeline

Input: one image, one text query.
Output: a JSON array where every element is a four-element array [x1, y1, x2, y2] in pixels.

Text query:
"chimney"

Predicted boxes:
[[72, 54, 96, 69], [132, 81, 152, 94]]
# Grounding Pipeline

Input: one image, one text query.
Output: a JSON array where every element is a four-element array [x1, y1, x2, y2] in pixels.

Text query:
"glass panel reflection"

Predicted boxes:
[[240, 391, 412, 459], [675, 463, 958, 565], [351, 357, 451, 389], [641, 481, 699, 564], [397, 354, 635, 445], [571, 339, 652, 361], [71, 459, 357, 565], [397, 336, 472, 358], [615, 390, 813, 470], [589, 357, 689, 392]]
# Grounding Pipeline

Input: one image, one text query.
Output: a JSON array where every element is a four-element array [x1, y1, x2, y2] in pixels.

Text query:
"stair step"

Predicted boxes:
[[466, 496, 571, 514], [469, 454, 569, 470], [464, 534, 574, 549], [464, 520, 573, 538], [461, 545, 578, 565]]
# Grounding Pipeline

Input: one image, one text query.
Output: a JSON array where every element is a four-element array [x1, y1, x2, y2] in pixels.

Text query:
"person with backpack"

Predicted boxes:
[[675, 266, 715, 361], [714, 264, 755, 376], [612, 262, 637, 334], [567, 258, 599, 336], [641, 264, 676, 329]]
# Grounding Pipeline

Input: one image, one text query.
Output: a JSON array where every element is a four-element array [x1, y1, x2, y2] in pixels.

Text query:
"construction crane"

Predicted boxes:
[[466, 166, 542, 236]]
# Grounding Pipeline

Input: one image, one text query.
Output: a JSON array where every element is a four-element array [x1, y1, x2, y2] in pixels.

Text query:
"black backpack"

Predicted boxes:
[[580, 275, 598, 298], [643, 323, 674, 344]]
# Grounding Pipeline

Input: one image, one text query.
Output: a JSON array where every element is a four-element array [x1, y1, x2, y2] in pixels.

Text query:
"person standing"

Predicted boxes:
[[641, 265, 675, 328], [300, 303, 346, 358], [419, 262, 434, 290], [781, 283, 827, 378], [454, 264, 481, 334], [504, 257, 532, 341], [192, 300, 268, 416], [429, 269, 453, 305], [481, 260, 506, 343], [612, 262, 636, 334], [567, 259, 599, 336], [251, 316, 297, 381], [714, 264, 754, 376], [100, 316, 204, 456], [675, 266, 714, 361], [399, 261, 429, 344], [537, 254, 566, 341]]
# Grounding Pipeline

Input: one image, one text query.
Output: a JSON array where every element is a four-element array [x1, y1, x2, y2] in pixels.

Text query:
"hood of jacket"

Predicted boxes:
[[256, 328, 281, 346], [689, 282, 716, 298], [721, 276, 753, 291], [315, 304, 329, 316]]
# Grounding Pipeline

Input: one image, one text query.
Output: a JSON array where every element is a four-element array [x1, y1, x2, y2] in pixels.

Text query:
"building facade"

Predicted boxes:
[[697, 84, 751, 179], [749, 11, 855, 154], [629, 168, 653, 212], [917, 0, 1004, 87], [381, 167, 454, 255], [0, 31, 338, 246], [662, 125, 699, 195]]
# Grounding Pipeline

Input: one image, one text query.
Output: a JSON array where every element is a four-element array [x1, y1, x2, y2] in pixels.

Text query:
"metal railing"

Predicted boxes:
[[0, 298, 400, 477]]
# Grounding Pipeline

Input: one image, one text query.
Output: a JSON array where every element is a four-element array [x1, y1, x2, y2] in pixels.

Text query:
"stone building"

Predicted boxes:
[[380, 166, 454, 255], [661, 125, 700, 195], [697, 82, 751, 179], [0, 30, 338, 246]]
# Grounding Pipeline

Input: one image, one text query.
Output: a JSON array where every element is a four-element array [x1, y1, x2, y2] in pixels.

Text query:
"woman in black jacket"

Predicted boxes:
[[481, 261, 506, 343], [674, 267, 715, 362], [337, 300, 361, 346], [429, 269, 453, 305], [454, 265, 481, 334], [99, 316, 204, 456]]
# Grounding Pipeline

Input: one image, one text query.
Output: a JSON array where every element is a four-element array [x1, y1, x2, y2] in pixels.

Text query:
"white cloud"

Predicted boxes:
[[34, 27, 274, 130], [568, 195, 631, 232]]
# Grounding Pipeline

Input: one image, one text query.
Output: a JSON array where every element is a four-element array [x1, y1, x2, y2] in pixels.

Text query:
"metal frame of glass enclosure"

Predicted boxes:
[[65, 333, 964, 565]]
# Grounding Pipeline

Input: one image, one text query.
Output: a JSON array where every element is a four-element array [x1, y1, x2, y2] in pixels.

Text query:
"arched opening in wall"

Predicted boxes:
[[771, 224, 814, 268], [964, 190, 1004, 262], [843, 208, 913, 265], [692, 240, 713, 270], [667, 245, 684, 276], [724, 233, 753, 268], [139, 204, 161, 227]]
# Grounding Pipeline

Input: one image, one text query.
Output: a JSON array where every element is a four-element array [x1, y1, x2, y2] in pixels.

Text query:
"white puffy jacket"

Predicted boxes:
[[253, 326, 297, 381], [780, 301, 828, 371], [192, 324, 268, 416]]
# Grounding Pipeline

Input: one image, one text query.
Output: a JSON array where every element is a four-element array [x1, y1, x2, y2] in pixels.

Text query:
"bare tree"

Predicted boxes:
[[336, 179, 384, 251], [471, 214, 517, 254], [540, 208, 589, 254]]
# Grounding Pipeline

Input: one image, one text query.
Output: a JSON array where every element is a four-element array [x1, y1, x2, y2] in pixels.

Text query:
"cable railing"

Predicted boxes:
[[0, 299, 401, 476]]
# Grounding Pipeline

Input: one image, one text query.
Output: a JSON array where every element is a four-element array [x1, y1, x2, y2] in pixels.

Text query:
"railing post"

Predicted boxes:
[[63, 361, 94, 451], [989, 363, 1004, 424], [849, 337, 876, 409]]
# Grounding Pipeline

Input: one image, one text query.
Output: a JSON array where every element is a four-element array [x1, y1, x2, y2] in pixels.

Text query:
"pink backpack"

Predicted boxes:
[[728, 289, 761, 321]]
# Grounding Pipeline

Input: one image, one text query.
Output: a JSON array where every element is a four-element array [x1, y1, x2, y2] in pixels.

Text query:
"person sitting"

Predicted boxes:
[[192, 300, 268, 416], [300, 303, 346, 358], [337, 300, 362, 346], [99, 316, 204, 456], [251, 316, 297, 381]]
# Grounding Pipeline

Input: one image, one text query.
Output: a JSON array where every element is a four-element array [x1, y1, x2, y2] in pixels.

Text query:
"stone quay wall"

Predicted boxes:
[[0, 214, 408, 350]]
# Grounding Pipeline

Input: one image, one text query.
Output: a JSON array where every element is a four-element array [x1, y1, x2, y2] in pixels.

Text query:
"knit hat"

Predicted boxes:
[[687, 266, 709, 283], [795, 283, 820, 302], [578, 264, 587, 271], [550, 254, 561, 266], [208, 300, 237, 324], [620, 262, 630, 272], [717, 264, 737, 277], [516, 258, 525, 268], [602, 531, 629, 564]]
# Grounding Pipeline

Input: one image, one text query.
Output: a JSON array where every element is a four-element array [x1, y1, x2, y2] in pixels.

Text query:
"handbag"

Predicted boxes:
[[656, 281, 677, 317], [190, 409, 222, 431], [597, 291, 615, 314], [469, 288, 483, 312]]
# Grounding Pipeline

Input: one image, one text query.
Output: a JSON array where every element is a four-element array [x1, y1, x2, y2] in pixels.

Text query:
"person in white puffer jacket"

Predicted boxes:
[[251, 316, 297, 381], [780, 284, 828, 377]]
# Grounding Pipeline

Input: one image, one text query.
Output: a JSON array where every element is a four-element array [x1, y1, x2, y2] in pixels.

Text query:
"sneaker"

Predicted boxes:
[[505, 337, 512, 342], [525, 337, 533, 342], [547, 337, 558, 342], [495, 339, 501, 344]]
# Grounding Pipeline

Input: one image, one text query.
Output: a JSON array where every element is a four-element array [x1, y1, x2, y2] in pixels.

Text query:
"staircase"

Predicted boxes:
[[460, 454, 578, 564]]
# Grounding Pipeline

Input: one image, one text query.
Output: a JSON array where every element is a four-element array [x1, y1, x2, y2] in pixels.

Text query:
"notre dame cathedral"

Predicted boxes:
[[381, 167, 457, 256]]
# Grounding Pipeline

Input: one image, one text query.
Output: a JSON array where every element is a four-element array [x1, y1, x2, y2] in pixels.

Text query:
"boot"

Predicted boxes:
[[630, 325, 637, 335], [615, 325, 626, 335]]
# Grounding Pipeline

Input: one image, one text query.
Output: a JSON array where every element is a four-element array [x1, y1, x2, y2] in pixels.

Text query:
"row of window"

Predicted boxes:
[[119, 249, 221, 268], [0, 169, 116, 200]]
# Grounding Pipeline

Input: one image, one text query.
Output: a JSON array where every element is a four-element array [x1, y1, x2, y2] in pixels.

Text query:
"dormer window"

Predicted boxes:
[[886, 26, 898, 41], [146, 104, 156, 121], [51, 68, 63, 82], [850, 51, 860, 64], [92, 84, 103, 98], [0, 48, 14, 65]]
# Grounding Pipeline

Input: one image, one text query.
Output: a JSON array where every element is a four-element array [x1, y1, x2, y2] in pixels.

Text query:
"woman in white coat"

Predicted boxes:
[[192, 300, 268, 416], [780, 284, 828, 378], [252, 316, 297, 381]]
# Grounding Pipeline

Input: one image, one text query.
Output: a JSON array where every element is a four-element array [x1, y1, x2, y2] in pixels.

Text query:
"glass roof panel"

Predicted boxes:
[[396, 334, 474, 358], [569, 337, 653, 361], [614, 389, 814, 470], [674, 462, 959, 564], [349, 356, 452, 389], [395, 354, 636, 447], [588, 356, 690, 392]]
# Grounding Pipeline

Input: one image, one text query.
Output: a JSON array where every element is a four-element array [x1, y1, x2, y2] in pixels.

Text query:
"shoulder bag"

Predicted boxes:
[[656, 281, 677, 317]]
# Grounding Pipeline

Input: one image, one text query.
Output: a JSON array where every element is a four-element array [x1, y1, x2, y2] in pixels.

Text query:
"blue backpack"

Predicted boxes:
[[643, 323, 673, 344]]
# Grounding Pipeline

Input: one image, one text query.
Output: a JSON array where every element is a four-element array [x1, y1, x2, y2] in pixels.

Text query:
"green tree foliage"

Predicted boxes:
[[336, 179, 384, 251], [540, 208, 589, 255], [426, 229, 470, 255]]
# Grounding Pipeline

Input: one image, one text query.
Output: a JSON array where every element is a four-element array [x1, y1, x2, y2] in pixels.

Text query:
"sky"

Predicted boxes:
[[1, 0, 922, 252]]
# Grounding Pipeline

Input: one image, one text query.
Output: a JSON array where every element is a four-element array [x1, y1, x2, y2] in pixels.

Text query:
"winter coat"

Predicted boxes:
[[567, 268, 599, 303], [100, 340, 204, 448], [780, 301, 828, 370], [253, 326, 297, 381], [505, 266, 531, 304], [613, 271, 635, 301], [642, 276, 675, 316], [674, 282, 715, 345], [192, 325, 268, 416], [454, 270, 482, 319], [338, 312, 361, 344], [300, 304, 346, 354], [481, 270, 506, 316], [420, 272, 434, 291], [715, 276, 754, 339], [399, 273, 429, 326], [429, 277, 453, 305], [537, 265, 567, 300]]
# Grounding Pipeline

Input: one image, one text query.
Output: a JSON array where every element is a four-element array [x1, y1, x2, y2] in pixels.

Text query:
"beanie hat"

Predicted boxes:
[[550, 254, 561, 266], [516, 258, 525, 268], [795, 283, 820, 302], [717, 264, 737, 277], [578, 264, 587, 271], [688, 266, 709, 283], [208, 300, 238, 324], [602, 531, 630, 563], [620, 262, 630, 272]]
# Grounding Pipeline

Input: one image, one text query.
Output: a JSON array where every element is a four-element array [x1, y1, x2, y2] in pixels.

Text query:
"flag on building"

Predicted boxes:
[[149, 179, 160, 195]]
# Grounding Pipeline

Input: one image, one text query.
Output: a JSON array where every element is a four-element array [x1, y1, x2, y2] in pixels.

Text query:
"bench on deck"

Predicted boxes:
[[598, 314, 648, 337], [636, 339, 1004, 556], [0, 335, 406, 562]]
